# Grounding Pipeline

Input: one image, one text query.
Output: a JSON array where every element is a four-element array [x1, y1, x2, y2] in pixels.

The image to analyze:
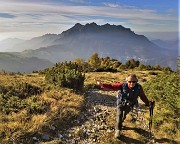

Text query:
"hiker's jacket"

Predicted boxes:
[[100, 82, 149, 106]]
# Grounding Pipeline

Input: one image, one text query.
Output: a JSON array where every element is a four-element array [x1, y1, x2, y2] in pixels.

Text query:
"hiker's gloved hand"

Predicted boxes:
[[95, 79, 102, 85]]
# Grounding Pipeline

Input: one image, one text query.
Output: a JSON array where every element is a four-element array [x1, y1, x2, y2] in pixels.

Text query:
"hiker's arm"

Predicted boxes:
[[100, 82, 123, 91], [139, 86, 149, 106]]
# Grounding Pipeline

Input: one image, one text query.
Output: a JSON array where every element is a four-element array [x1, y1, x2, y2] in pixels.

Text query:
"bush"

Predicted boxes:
[[95, 67, 117, 72], [0, 82, 42, 99], [0, 94, 26, 114], [45, 62, 85, 91], [0, 82, 43, 114], [143, 73, 180, 136], [26, 96, 49, 114]]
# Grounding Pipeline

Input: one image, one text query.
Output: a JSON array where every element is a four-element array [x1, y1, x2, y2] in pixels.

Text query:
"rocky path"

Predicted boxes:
[[63, 89, 117, 144], [62, 89, 151, 144]]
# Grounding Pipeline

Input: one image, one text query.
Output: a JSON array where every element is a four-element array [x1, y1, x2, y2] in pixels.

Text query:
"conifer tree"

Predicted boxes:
[[88, 53, 101, 69]]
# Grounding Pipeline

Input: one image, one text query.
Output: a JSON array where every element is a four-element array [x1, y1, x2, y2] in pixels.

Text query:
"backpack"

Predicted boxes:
[[117, 82, 141, 107]]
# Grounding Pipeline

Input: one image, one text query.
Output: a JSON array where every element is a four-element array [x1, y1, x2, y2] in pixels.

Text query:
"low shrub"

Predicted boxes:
[[45, 62, 85, 91]]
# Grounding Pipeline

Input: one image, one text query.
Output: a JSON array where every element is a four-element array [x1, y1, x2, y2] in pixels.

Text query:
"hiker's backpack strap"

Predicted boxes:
[[136, 83, 141, 96], [130, 83, 141, 106], [120, 82, 128, 95], [117, 82, 128, 107]]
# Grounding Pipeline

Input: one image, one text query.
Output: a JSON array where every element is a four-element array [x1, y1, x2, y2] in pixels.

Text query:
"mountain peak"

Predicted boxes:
[[85, 22, 98, 26], [73, 23, 83, 29], [61, 22, 133, 36], [61, 23, 83, 35]]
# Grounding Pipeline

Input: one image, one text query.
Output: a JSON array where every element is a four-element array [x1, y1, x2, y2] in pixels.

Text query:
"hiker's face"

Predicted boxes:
[[127, 77, 137, 88]]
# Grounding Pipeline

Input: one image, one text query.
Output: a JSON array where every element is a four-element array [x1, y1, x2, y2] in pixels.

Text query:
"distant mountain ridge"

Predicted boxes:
[[0, 22, 178, 72], [14, 34, 60, 52], [151, 39, 178, 50], [21, 23, 175, 67], [0, 53, 53, 73]]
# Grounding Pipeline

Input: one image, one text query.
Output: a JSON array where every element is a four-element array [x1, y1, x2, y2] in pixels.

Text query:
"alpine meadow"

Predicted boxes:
[[0, 53, 179, 143]]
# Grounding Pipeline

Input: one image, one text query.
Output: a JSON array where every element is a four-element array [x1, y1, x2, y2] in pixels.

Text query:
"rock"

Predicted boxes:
[[50, 125, 56, 130], [41, 134, 50, 140], [32, 137, 38, 141], [58, 133, 63, 139]]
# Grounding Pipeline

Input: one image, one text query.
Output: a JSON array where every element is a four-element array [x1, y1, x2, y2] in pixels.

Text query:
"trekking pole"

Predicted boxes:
[[149, 101, 155, 138]]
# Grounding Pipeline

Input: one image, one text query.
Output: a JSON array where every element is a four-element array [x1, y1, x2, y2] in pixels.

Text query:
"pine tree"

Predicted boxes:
[[88, 53, 101, 69]]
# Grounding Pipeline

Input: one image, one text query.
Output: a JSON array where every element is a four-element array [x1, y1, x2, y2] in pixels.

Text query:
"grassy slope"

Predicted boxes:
[[0, 73, 84, 143], [0, 70, 179, 143]]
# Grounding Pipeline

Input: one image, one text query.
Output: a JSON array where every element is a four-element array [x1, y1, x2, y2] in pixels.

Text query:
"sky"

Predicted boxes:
[[0, 0, 179, 41]]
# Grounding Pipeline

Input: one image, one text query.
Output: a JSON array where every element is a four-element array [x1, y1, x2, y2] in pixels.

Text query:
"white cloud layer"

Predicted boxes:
[[0, 1, 178, 40]]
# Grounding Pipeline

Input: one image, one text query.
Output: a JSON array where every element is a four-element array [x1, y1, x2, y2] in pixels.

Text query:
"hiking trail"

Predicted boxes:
[[63, 89, 151, 144]]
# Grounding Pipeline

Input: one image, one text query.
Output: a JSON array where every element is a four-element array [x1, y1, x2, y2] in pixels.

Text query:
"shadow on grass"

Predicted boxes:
[[131, 127, 149, 138], [117, 135, 144, 144], [155, 138, 179, 144], [122, 126, 179, 144]]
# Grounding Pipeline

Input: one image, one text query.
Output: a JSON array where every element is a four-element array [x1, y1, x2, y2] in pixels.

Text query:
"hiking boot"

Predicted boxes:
[[114, 130, 121, 138]]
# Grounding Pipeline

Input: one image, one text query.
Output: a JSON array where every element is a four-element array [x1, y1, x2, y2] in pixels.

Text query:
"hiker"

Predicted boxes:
[[96, 74, 150, 138]]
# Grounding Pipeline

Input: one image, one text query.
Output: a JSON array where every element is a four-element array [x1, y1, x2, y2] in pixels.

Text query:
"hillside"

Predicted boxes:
[[0, 70, 179, 143], [0, 23, 177, 72], [0, 53, 53, 73]]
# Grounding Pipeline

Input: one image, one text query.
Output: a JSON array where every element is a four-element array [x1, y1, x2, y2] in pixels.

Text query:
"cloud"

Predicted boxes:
[[69, 0, 86, 3], [0, 1, 177, 21], [0, 1, 178, 40], [128, 19, 169, 26], [103, 3, 119, 8], [0, 13, 16, 18]]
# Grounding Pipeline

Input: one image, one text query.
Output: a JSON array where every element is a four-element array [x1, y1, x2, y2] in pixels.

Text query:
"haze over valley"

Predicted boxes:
[[0, 23, 178, 72]]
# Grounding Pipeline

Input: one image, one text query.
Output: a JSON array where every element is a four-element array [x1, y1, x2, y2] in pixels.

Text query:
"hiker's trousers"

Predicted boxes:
[[116, 105, 131, 130]]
